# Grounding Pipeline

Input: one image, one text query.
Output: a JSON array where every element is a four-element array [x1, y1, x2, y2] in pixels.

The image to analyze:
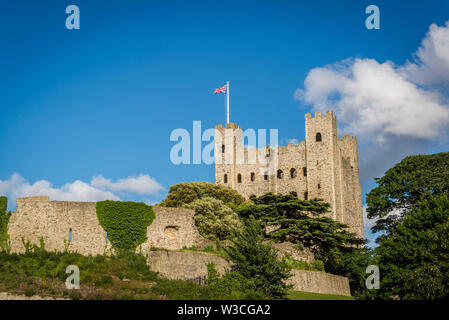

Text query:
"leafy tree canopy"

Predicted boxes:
[[366, 152, 449, 233], [186, 197, 242, 241], [373, 194, 449, 300], [159, 182, 246, 208]]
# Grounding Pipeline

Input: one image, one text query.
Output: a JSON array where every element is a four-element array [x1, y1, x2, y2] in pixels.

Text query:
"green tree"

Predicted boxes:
[[159, 182, 245, 208], [236, 193, 364, 256], [224, 217, 293, 299], [186, 197, 242, 241], [96, 201, 155, 252], [373, 194, 449, 300], [366, 152, 449, 234]]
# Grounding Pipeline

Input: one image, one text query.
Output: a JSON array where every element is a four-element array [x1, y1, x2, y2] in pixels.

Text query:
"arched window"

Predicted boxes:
[[303, 167, 307, 177], [290, 168, 297, 178], [250, 172, 255, 182], [290, 191, 298, 198], [277, 169, 284, 179], [222, 144, 225, 153], [224, 174, 228, 183], [304, 192, 308, 200], [69, 228, 72, 242], [237, 174, 242, 183], [316, 132, 322, 142]]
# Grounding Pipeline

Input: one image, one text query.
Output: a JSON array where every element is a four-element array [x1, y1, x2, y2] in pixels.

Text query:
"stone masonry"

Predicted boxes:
[[7, 196, 209, 255], [215, 111, 364, 238]]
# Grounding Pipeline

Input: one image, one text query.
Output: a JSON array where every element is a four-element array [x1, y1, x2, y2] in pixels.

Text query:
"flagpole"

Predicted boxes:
[[226, 81, 230, 124]]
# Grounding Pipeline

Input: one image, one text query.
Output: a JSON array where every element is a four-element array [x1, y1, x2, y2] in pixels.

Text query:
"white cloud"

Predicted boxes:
[[0, 173, 164, 210], [401, 20, 449, 90], [91, 174, 163, 195], [295, 20, 449, 145]]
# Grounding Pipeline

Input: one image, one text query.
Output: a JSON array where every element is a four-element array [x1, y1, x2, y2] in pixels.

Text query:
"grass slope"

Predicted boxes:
[[287, 290, 354, 300]]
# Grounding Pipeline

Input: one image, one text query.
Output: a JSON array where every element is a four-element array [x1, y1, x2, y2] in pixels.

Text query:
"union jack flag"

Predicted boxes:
[[213, 85, 227, 94]]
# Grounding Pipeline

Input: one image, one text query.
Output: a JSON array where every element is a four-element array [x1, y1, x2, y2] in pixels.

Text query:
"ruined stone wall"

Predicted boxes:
[[147, 251, 231, 281], [288, 269, 351, 296], [141, 206, 211, 252], [7, 196, 207, 255], [148, 251, 351, 297], [215, 111, 364, 238]]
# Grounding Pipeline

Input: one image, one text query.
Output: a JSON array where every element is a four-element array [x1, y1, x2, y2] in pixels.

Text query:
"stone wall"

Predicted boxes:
[[141, 206, 211, 252], [7, 196, 207, 255], [147, 250, 351, 297], [288, 269, 351, 296], [215, 111, 364, 239], [147, 251, 231, 281]]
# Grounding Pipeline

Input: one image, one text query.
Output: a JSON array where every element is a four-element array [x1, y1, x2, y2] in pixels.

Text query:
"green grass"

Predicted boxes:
[[287, 290, 355, 300]]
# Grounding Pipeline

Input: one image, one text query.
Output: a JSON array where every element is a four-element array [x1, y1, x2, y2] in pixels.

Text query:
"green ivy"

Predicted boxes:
[[0, 197, 11, 250], [96, 201, 155, 252]]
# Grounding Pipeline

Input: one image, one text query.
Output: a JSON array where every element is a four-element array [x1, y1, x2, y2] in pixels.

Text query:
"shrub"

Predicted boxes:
[[186, 197, 242, 241], [205, 263, 267, 300], [96, 201, 155, 252]]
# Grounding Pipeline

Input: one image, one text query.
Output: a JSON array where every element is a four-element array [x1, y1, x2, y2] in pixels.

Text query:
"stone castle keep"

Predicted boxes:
[[215, 111, 364, 238]]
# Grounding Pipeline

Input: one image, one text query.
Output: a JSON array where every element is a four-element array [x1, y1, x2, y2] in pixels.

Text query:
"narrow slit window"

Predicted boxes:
[[250, 172, 255, 182], [237, 174, 242, 183], [69, 228, 72, 242], [277, 170, 283, 179], [304, 192, 308, 200], [290, 168, 297, 178], [224, 174, 228, 183], [303, 167, 307, 177]]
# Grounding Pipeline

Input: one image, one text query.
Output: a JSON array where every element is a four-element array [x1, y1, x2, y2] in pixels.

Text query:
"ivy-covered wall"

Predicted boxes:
[[0, 197, 11, 248], [96, 201, 155, 251]]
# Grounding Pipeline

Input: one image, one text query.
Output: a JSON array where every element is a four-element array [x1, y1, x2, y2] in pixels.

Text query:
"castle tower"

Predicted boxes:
[[305, 111, 341, 222], [215, 111, 364, 239]]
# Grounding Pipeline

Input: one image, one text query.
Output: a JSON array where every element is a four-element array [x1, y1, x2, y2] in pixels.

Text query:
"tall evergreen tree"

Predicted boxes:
[[224, 217, 292, 299]]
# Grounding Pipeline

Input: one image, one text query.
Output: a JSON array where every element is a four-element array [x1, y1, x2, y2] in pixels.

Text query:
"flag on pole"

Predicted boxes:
[[213, 85, 227, 94]]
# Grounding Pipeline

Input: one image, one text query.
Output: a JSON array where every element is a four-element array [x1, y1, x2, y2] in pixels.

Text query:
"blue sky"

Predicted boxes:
[[1, 0, 449, 245]]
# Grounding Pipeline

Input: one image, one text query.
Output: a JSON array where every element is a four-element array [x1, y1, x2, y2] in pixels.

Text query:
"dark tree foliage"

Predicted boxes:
[[235, 193, 368, 297], [96, 201, 155, 252], [372, 194, 449, 300], [366, 152, 449, 234], [159, 182, 246, 208], [236, 193, 364, 254], [224, 217, 293, 299]]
